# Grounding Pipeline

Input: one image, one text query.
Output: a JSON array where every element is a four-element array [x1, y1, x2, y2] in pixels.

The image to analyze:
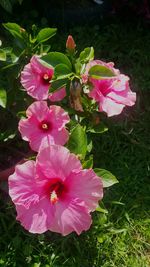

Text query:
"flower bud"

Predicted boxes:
[[66, 35, 76, 52]]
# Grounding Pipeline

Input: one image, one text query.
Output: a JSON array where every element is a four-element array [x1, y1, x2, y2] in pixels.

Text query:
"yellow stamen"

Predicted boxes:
[[50, 190, 58, 204]]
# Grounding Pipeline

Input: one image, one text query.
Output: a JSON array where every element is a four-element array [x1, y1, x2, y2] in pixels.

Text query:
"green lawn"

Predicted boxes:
[[0, 20, 150, 267]]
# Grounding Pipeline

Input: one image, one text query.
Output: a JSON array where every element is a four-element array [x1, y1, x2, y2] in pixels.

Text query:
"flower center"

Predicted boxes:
[[42, 73, 51, 85], [42, 123, 49, 130], [49, 179, 65, 204], [98, 80, 112, 96], [39, 120, 51, 132]]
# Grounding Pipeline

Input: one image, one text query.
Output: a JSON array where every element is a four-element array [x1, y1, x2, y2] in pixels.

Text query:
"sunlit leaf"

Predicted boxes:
[[87, 122, 108, 134], [54, 64, 73, 80], [37, 28, 57, 43], [0, 88, 7, 108], [94, 168, 119, 188], [42, 52, 72, 70], [67, 124, 87, 159], [89, 65, 115, 79], [3, 23, 23, 39], [82, 155, 93, 169], [80, 47, 94, 63], [0, 49, 6, 61]]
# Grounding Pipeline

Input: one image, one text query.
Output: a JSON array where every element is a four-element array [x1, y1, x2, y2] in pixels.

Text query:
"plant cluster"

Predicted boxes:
[[0, 23, 136, 236]]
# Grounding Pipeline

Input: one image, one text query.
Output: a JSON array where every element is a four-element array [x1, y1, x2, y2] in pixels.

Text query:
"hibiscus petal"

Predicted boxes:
[[100, 97, 125, 117], [50, 105, 70, 130], [49, 128, 69, 146], [107, 91, 136, 106], [49, 87, 66, 102], [18, 116, 40, 142], [29, 131, 49, 152], [16, 198, 55, 233], [66, 169, 103, 212], [9, 160, 56, 234], [36, 145, 82, 181], [27, 82, 49, 100], [31, 56, 54, 77], [49, 198, 92, 236], [21, 63, 41, 92], [26, 101, 49, 119], [9, 161, 39, 207]]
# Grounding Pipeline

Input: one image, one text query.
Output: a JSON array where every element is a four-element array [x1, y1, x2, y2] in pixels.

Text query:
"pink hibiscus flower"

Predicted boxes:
[[83, 60, 136, 117], [21, 55, 54, 100], [9, 145, 103, 235], [18, 101, 70, 152]]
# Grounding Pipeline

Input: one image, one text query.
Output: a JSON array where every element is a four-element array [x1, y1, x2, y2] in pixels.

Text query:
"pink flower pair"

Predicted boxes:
[[83, 60, 136, 117], [21, 55, 66, 101], [9, 144, 103, 235]]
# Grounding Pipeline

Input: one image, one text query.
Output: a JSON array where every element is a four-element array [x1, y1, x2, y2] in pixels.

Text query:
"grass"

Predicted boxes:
[[0, 19, 150, 266]]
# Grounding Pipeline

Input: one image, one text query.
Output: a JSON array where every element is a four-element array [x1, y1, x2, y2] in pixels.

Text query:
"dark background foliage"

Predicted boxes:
[[0, 0, 150, 28]]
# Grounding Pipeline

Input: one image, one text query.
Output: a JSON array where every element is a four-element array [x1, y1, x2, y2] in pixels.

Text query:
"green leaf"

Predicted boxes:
[[50, 79, 67, 93], [97, 236, 104, 243], [0, 49, 6, 61], [29, 34, 37, 44], [54, 64, 73, 80], [17, 111, 26, 119], [108, 228, 127, 234], [42, 52, 72, 70], [18, 0, 23, 4], [38, 58, 53, 69], [82, 155, 93, 169], [0, 131, 15, 141], [94, 168, 119, 188], [96, 205, 108, 214], [67, 124, 87, 159], [97, 213, 107, 225], [89, 65, 116, 79], [87, 122, 108, 134], [37, 28, 57, 43], [3, 23, 23, 39], [0, 0, 12, 13], [42, 45, 51, 53], [75, 59, 82, 75], [80, 47, 94, 63], [0, 63, 18, 71], [87, 139, 93, 153], [0, 47, 18, 63], [111, 201, 125, 206], [0, 88, 7, 108]]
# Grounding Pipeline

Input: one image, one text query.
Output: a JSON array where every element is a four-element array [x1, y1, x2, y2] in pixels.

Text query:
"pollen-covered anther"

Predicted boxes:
[[50, 190, 58, 204], [43, 74, 50, 81], [41, 123, 49, 130]]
